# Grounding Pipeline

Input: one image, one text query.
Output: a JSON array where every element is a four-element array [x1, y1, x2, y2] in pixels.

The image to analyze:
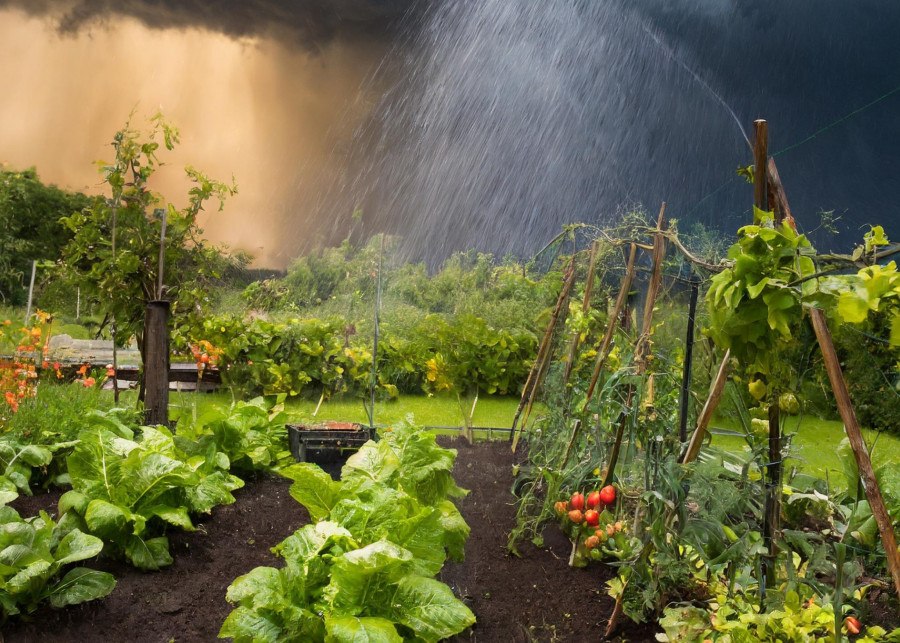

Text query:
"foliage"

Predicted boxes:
[[659, 588, 897, 642], [0, 503, 116, 622], [220, 422, 474, 642], [0, 168, 90, 306], [58, 112, 242, 354], [59, 412, 243, 570], [180, 396, 290, 473]]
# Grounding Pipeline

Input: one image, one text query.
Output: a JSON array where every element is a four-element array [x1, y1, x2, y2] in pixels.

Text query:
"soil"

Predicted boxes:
[[1, 441, 660, 643]]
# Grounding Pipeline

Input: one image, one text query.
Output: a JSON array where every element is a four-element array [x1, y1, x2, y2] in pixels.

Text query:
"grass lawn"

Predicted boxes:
[[167, 390, 900, 485], [169, 391, 522, 439], [708, 414, 900, 488]]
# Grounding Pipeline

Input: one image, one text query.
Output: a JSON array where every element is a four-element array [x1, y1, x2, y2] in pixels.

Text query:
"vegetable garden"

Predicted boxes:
[[1, 116, 900, 642]]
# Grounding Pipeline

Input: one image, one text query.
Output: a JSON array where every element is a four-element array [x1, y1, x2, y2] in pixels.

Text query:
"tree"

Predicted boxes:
[[0, 168, 90, 305], [59, 112, 241, 360]]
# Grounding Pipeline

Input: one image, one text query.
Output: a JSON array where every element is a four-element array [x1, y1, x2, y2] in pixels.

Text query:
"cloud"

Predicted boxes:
[[0, 0, 418, 47]]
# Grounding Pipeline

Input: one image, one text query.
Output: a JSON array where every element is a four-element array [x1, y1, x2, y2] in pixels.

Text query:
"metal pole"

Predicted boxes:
[[24, 260, 36, 326], [368, 234, 385, 429], [678, 275, 700, 442]]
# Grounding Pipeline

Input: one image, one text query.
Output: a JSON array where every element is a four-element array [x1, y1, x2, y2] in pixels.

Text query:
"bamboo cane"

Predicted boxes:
[[563, 241, 600, 385], [601, 204, 667, 488], [681, 349, 731, 464], [584, 243, 638, 404], [810, 308, 900, 605], [510, 259, 578, 451]]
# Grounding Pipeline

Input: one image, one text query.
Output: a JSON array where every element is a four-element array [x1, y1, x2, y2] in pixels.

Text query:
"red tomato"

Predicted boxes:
[[570, 493, 585, 511], [845, 616, 861, 635], [584, 509, 600, 527], [568, 509, 584, 524], [599, 485, 616, 505], [586, 491, 602, 509]]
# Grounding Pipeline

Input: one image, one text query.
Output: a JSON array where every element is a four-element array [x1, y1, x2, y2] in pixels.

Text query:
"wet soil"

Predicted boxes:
[[1, 441, 660, 642]]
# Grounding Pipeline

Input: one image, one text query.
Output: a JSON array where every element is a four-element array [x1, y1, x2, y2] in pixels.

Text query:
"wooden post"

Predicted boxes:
[[144, 300, 170, 427], [754, 119, 782, 589], [766, 158, 797, 231], [754, 120, 769, 213], [810, 308, 900, 604], [681, 349, 730, 464], [678, 276, 700, 443], [584, 243, 638, 404]]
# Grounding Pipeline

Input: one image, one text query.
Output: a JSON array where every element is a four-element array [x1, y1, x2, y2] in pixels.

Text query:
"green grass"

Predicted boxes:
[[167, 390, 900, 485], [169, 391, 522, 437], [708, 414, 900, 488]]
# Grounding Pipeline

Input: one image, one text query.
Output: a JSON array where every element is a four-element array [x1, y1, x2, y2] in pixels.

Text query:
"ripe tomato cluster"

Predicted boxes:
[[556, 485, 616, 524]]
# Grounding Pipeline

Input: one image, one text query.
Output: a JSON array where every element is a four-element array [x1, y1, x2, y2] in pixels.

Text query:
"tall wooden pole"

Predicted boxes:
[[810, 308, 900, 605], [678, 276, 700, 443], [144, 300, 170, 426], [754, 119, 781, 591]]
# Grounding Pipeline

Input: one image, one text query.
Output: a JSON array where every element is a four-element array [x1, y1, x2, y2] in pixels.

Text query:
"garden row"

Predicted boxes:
[[0, 394, 475, 642]]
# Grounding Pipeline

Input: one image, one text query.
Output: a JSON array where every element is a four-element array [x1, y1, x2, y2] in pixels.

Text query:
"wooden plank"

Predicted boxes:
[[810, 308, 900, 606], [766, 157, 797, 231]]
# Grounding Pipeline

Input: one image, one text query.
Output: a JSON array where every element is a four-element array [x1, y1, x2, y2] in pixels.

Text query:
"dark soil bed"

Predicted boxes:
[[1, 440, 660, 642]]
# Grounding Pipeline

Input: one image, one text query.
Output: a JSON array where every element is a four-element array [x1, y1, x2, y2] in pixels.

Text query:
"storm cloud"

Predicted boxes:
[[0, 0, 420, 47]]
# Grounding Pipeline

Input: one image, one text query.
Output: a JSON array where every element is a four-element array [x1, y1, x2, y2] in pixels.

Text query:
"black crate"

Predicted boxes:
[[287, 422, 373, 462]]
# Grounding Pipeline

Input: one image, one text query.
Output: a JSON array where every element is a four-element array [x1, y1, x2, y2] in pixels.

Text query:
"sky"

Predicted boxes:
[[3, 0, 899, 267]]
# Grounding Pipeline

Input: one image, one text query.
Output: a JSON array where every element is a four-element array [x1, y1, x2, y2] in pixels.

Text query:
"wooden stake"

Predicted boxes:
[[584, 243, 638, 404], [601, 204, 667, 488], [563, 241, 600, 385], [766, 157, 797, 231], [810, 308, 900, 604], [681, 349, 730, 464], [510, 259, 578, 450], [753, 120, 769, 213]]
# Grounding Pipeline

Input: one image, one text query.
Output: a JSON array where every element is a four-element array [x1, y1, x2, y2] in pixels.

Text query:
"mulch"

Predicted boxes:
[[1, 440, 660, 642]]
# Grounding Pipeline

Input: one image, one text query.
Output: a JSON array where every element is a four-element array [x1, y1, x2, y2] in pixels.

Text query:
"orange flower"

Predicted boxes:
[[77, 364, 88, 376], [42, 361, 49, 369], [82, 377, 96, 387], [106, 367, 116, 377]]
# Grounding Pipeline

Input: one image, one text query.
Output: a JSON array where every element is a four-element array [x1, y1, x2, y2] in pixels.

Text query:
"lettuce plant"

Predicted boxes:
[[59, 413, 243, 570], [0, 504, 115, 621], [220, 424, 475, 642]]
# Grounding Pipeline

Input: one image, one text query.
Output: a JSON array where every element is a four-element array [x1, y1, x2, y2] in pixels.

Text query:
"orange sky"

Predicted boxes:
[[1, 8, 385, 267]]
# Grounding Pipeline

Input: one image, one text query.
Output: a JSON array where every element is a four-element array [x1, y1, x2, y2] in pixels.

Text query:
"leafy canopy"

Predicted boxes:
[[59, 112, 241, 346]]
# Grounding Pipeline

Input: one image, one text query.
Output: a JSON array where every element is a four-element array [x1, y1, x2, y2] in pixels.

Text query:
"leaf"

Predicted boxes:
[[325, 540, 414, 616], [219, 605, 284, 643], [226, 566, 287, 611], [325, 616, 402, 643], [124, 534, 172, 570], [836, 290, 870, 324], [283, 463, 343, 521], [5, 560, 52, 597], [84, 499, 129, 542], [54, 529, 104, 565], [147, 505, 195, 531], [48, 567, 116, 607], [58, 490, 89, 517], [387, 575, 476, 642]]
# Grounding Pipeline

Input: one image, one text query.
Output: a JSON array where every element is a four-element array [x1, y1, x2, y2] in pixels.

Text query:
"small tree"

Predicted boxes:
[[59, 113, 240, 396]]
